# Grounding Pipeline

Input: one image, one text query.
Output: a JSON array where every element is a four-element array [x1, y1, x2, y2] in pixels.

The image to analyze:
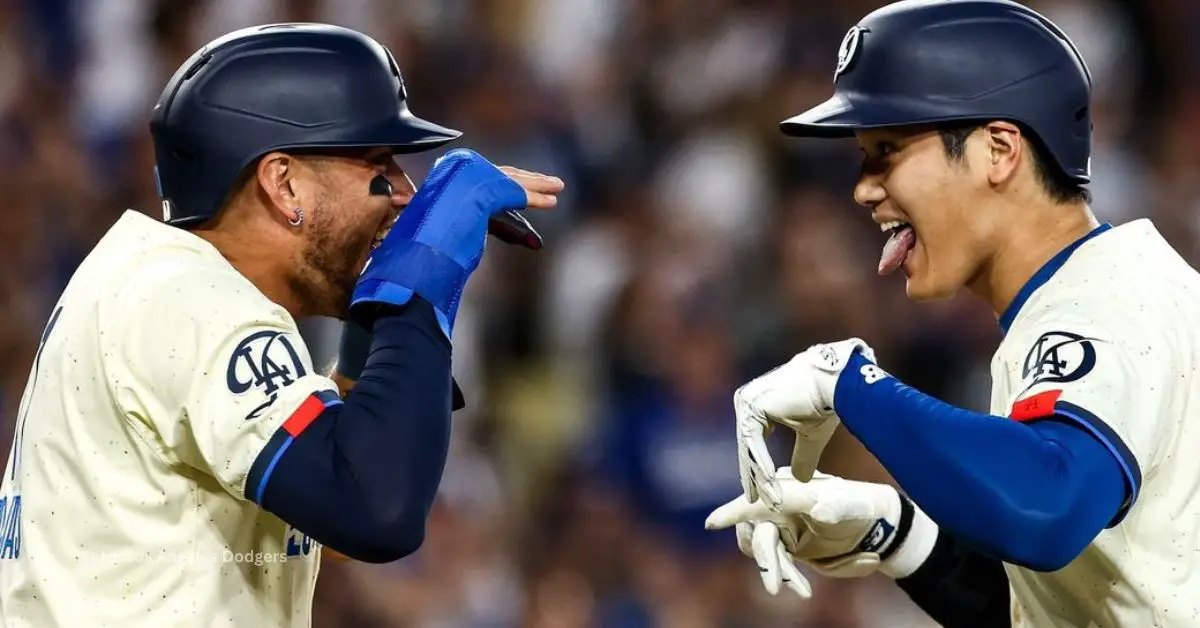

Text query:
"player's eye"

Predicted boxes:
[[859, 140, 900, 176]]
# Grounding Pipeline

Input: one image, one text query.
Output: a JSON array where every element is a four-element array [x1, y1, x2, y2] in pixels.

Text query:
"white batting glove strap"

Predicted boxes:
[[806, 489, 937, 581], [878, 502, 938, 579]]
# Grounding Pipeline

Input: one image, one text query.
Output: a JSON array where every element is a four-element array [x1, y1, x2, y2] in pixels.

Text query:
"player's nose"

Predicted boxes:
[[388, 164, 416, 208], [853, 167, 886, 209]]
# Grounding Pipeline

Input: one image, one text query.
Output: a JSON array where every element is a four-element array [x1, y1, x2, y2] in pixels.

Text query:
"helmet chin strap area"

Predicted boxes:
[[370, 174, 544, 251]]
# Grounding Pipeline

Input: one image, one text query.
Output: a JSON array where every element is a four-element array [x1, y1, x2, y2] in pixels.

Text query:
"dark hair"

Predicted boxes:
[[937, 122, 1091, 205]]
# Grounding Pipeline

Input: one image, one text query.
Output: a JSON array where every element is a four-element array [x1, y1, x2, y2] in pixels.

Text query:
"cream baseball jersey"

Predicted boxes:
[[0, 211, 339, 627], [989, 219, 1200, 627]]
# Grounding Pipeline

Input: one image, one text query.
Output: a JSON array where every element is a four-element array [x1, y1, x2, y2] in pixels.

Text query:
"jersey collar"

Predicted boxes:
[[998, 223, 1113, 334]]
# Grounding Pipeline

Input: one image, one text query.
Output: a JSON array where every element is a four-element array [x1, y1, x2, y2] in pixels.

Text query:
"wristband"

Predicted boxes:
[[881, 494, 940, 579]]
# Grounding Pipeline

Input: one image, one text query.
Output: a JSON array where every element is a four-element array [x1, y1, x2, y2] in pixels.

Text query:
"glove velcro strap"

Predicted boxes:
[[877, 492, 915, 562], [355, 240, 469, 322]]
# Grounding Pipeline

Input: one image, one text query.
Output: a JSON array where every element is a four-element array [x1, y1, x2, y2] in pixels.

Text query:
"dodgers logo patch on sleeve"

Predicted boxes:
[[226, 331, 308, 419], [1021, 331, 1098, 386]]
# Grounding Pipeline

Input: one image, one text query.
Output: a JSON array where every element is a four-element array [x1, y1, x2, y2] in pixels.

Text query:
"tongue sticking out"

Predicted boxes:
[[878, 226, 916, 276]]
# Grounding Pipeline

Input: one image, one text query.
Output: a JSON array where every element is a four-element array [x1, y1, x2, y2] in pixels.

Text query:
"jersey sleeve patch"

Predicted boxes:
[[245, 390, 342, 504], [1009, 389, 1062, 422], [1021, 331, 1099, 388], [1050, 400, 1142, 527], [282, 389, 341, 437], [226, 329, 311, 421]]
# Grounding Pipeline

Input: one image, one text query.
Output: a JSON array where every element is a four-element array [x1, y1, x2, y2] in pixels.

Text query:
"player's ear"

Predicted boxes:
[[255, 152, 303, 223], [983, 121, 1022, 187]]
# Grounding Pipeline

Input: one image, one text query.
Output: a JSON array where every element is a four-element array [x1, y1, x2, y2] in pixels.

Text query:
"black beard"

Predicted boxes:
[[291, 208, 374, 319]]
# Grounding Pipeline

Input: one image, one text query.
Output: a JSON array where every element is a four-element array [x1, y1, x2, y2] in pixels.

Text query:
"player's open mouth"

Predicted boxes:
[[370, 207, 402, 251], [878, 220, 916, 276]]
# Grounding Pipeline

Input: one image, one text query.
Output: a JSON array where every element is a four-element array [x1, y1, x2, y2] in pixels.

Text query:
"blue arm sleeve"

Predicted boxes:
[[244, 297, 453, 563], [834, 352, 1129, 572]]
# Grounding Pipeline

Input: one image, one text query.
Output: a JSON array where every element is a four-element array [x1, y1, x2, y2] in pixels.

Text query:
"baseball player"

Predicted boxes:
[[0, 24, 562, 627], [705, 2, 1200, 627]]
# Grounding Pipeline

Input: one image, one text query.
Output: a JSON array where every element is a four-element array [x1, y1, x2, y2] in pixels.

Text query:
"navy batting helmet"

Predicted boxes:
[[781, 0, 1093, 183], [150, 23, 461, 228]]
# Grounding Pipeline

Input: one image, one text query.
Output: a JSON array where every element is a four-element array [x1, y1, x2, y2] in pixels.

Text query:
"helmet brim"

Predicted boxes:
[[780, 94, 861, 138], [265, 104, 463, 156], [780, 93, 996, 138], [381, 108, 463, 154]]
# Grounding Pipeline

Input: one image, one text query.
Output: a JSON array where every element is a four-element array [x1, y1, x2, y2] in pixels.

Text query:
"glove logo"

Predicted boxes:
[[819, 345, 839, 368], [227, 330, 308, 419], [860, 364, 891, 384], [858, 518, 894, 554], [1021, 331, 1098, 386]]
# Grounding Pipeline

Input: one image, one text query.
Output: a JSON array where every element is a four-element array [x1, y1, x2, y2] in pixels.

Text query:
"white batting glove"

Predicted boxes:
[[707, 468, 938, 597], [733, 338, 874, 506]]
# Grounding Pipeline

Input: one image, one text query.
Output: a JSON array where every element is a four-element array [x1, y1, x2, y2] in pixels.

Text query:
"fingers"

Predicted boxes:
[[751, 522, 783, 596], [750, 523, 812, 599], [789, 419, 839, 482], [737, 435, 760, 504], [498, 166, 565, 210], [777, 546, 812, 599], [735, 522, 754, 557], [705, 495, 776, 530], [523, 189, 559, 210], [738, 412, 782, 507], [707, 479, 820, 530]]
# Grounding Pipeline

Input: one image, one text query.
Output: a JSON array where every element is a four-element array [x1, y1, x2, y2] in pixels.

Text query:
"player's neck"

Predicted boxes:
[[195, 226, 307, 317], [969, 201, 1099, 321]]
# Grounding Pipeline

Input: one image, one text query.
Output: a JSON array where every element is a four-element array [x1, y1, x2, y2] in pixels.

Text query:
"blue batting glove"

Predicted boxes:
[[350, 149, 526, 338]]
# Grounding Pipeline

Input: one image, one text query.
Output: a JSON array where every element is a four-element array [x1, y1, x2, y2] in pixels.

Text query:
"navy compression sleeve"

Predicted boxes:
[[245, 297, 453, 563], [339, 317, 466, 410], [833, 351, 1127, 572]]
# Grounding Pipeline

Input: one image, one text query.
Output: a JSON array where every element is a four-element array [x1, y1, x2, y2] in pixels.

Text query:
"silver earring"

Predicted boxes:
[[288, 208, 304, 227]]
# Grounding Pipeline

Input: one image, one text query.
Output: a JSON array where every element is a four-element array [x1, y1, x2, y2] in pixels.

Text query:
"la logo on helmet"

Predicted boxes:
[[835, 26, 863, 80]]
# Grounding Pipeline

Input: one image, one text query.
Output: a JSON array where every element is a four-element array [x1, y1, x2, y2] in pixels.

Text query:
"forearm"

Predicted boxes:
[[833, 352, 1125, 571], [895, 527, 1011, 628], [249, 298, 454, 562], [334, 317, 465, 409]]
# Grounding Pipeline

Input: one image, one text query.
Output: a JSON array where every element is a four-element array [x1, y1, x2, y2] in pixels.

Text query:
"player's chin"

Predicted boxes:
[[904, 278, 954, 302], [903, 250, 958, 302]]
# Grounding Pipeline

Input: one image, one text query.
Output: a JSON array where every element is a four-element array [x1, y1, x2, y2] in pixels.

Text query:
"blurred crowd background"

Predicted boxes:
[[1, 0, 1197, 626]]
